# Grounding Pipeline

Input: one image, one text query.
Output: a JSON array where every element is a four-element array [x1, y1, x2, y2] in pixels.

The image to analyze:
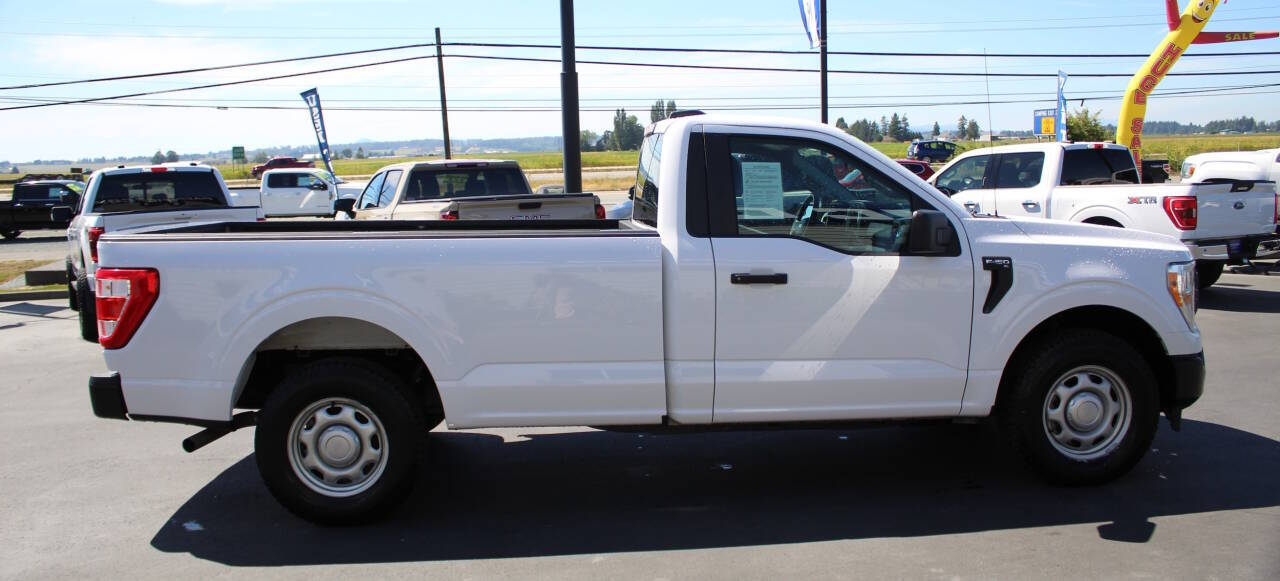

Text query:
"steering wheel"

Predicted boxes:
[[790, 195, 815, 237]]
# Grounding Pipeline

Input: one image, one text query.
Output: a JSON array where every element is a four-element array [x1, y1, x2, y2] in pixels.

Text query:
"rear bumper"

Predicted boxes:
[[1186, 234, 1277, 263], [1168, 351, 1205, 411], [89, 373, 128, 420]]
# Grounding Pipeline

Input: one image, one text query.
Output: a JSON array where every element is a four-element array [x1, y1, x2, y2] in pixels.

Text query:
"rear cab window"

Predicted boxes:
[[402, 166, 529, 201], [91, 171, 227, 213], [1060, 148, 1139, 185]]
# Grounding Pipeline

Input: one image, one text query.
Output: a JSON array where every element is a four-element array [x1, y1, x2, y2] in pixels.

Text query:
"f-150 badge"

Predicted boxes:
[[1128, 196, 1157, 204]]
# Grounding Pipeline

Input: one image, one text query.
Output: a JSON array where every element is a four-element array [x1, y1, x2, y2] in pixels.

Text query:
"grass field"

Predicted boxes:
[[6, 134, 1279, 188], [0, 260, 49, 285]]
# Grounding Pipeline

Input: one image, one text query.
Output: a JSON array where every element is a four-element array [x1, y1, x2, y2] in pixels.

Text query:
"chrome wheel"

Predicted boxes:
[[287, 397, 388, 497], [1042, 365, 1132, 460]]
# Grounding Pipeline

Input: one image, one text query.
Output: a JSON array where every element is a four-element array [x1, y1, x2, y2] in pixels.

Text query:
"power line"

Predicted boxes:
[[0, 43, 434, 91], [449, 41, 1280, 59], [448, 53, 1280, 78], [0, 55, 435, 112]]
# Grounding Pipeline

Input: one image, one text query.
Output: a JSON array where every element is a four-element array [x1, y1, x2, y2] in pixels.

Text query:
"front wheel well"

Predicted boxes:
[[996, 305, 1175, 415]]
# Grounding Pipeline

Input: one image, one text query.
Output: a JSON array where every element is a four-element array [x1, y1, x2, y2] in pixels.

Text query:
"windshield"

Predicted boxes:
[[92, 171, 228, 213], [401, 167, 530, 200]]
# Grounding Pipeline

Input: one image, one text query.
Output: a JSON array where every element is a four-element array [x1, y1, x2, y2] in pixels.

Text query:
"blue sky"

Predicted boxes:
[[1, 0, 1278, 161]]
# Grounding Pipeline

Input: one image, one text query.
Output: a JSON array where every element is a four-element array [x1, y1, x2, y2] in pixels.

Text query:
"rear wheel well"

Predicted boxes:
[[234, 318, 443, 423], [996, 306, 1175, 414]]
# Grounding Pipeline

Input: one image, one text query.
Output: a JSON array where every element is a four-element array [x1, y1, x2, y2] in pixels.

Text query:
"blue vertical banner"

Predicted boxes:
[[1056, 71, 1069, 142], [798, 0, 821, 49], [300, 88, 336, 176]]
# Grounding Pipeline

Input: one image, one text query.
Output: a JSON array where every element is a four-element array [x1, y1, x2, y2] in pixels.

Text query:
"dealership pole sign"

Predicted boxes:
[[300, 88, 336, 176]]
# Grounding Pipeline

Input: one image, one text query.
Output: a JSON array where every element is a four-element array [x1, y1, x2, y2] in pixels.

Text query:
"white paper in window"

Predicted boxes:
[[740, 161, 784, 218]]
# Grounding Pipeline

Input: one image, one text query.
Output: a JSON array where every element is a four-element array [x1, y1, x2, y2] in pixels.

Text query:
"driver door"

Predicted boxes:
[[706, 130, 974, 423], [934, 154, 995, 215]]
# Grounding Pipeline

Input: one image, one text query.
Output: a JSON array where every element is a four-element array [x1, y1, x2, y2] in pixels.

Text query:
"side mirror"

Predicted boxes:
[[333, 198, 355, 218], [50, 206, 74, 223], [309, 181, 329, 191], [907, 209, 955, 256], [627, 186, 636, 200]]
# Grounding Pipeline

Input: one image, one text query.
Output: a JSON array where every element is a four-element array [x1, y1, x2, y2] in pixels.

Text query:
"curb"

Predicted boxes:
[[0, 289, 68, 302]]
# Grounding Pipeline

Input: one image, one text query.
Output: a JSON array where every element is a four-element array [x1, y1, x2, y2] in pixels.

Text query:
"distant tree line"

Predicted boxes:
[[1143, 116, 1279, 135], [584, 100, 678, 151], [835, 113, 924, 142]]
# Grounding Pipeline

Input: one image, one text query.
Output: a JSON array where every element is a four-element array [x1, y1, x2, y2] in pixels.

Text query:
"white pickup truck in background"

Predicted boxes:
[[932, 142, 1278, 288], [228, 168, 343, 218], [62, 163, 261, 342], [1181, 148, 1280, 185], [87, 114, 1204, 524], [337, 159, 605, 221]]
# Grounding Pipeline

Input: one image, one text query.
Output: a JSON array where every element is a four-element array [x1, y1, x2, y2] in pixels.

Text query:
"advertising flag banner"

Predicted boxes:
[[798, 0, 821, 49], [300, 88, 336, 176], [1056, 71, 1069, 142]]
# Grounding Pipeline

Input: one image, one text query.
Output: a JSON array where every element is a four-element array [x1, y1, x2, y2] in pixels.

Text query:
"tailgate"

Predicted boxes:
[[450, 193, 599, 220], [1190, 181, 1277, 240], [100, 207, 261, 232]]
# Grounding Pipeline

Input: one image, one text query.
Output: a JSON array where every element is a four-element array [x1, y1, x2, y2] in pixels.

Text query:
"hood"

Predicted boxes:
[[1005, 216, 1190, 255]]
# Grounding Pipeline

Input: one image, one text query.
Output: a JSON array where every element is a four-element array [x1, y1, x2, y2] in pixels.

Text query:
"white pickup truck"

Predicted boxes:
[[932, 142, 1278, 288], [63, 163, 261, 342], [87, 114, 1205, 524], [337, 159, 605, 221], [228, 168, 343, 218]]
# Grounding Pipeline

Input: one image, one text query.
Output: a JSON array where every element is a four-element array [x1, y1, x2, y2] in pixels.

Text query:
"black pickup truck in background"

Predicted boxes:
[[0, 180, 83, 239]]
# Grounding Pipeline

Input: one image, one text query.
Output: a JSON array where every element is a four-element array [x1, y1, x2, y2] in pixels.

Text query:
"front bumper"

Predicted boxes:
[[1168, 351, 1205, 411], [89, 373, 128, 420]]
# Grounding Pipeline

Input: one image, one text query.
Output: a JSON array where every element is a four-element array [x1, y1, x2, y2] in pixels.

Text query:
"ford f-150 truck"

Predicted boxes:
[[931, 142, 1278, 288], [0, 179, 83, 239], [87, 114, 1205, 524], [338, 159, 605, 221], [63, 163, 261, 341], [228, 168, 342, 217]]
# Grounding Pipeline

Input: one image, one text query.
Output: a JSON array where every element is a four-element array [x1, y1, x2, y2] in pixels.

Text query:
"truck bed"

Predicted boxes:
[[110, 218, 640, 241]]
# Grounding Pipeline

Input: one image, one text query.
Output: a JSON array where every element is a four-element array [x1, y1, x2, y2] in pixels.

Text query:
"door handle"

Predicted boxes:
[[730, 273, 788, 285], [1021, 200, 1039, 207]]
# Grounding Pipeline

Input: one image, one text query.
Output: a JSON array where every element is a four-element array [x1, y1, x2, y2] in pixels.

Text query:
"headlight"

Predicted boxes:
[[1166, 261, 1197, 332], [1182, 164, 1195, 179]]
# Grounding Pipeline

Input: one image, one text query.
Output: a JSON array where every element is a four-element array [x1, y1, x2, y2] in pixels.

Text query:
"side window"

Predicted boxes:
[[936, 155, 991, 193], [358, 172, 386, 210], [265, 173, 296, 188], [633, 133, 663, 227], [295, 174, 319, 189], [726, 135, 927, 254], [993, 152, 1045, 189], [1100, 149, 1140, 184], [378, 170, 403, 207]]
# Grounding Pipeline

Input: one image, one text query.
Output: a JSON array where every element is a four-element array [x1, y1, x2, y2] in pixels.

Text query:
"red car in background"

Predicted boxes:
[[896, 159, 935, 181], [251, 156, 315, 178]]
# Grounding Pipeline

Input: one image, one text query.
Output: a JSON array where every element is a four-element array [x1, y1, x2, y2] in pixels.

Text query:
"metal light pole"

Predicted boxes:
[[435, 27, 452, 159], [560, 0, 582, 194], [819, 0, 828, 124]]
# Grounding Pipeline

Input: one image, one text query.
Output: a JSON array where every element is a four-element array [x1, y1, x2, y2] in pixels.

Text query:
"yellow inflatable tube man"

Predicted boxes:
[[1117, 0, 1277, 178]]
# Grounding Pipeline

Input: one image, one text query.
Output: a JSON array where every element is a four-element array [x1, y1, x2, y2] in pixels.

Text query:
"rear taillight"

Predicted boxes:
[[95, 268, 159, 349], [87, 226, 105, 263], [440, 209, 459, 220], [595, 204, 606, 219], [1163, 196, 1198, 231]]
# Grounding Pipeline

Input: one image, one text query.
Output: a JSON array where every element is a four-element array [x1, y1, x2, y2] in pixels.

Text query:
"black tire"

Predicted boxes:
[[999, 329, 1159, 485], [255, 358, 424, 525], [66, 260, 79, 312], [1, 229, 20, 240], [77, 277, 97, 342], [1196, 261, 1223, 289]]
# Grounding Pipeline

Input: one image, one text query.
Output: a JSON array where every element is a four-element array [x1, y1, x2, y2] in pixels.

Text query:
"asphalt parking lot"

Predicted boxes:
[[1, 265, 1277, 580]]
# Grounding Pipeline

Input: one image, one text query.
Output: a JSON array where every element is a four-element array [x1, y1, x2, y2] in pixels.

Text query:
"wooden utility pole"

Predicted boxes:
[[435, 27, 452, 159]]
